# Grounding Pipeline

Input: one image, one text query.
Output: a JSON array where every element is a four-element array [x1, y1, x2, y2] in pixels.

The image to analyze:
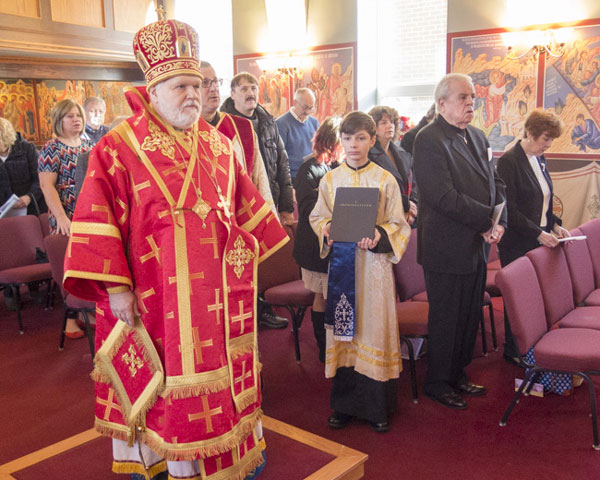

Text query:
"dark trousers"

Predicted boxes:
[[423, 258, 486, 396]]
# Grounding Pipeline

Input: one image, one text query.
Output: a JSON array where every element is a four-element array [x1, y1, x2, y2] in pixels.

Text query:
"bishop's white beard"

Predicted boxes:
[[153, 100, 201, 130]]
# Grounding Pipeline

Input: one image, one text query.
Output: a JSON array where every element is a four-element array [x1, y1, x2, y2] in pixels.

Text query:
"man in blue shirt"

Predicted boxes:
[[276, 88, 319, 179]]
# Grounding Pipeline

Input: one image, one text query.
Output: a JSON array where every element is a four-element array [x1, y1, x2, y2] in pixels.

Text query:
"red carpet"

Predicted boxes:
[[2, 294, 600, 479]]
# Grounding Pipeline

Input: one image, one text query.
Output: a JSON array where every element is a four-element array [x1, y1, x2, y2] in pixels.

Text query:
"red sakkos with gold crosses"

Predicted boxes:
[[64, 86, 288, 474]]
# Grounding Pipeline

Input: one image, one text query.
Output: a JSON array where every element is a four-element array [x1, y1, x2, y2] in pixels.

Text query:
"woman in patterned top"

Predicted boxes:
[[38, 98, 92, 338]]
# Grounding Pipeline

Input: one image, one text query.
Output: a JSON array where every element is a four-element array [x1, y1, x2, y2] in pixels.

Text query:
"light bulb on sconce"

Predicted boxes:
[[256, 51, 312, 76], [502, 27, 573, 60]]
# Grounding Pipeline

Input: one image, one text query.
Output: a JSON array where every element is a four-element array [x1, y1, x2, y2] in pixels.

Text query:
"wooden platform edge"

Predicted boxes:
[[262, 415, 368, 480]]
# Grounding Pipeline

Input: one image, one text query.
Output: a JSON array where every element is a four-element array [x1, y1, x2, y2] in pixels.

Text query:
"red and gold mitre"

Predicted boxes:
[[133, 19, 203, 89]]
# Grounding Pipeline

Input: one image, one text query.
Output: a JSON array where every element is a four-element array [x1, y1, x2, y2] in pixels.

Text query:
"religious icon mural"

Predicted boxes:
[[0, 78, 133, 145], [449, 21, 600, 158], [235, 43, 356, 122], [450, 33, 537, 153], [0, 79, 38, 143], [544, 23, 600, 155]]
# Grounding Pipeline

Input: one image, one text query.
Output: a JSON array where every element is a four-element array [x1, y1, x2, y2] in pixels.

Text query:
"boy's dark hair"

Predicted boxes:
[[340, 111, 376, 137]]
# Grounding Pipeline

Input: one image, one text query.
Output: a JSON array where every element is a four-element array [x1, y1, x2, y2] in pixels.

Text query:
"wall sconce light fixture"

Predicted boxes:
[[501, 28, 572, 60], [256, 51, 312, 76]]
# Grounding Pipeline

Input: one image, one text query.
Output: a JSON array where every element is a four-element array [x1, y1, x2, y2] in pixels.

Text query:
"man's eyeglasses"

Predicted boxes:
[[201, 78, 223, 88], [297, 102, 315, 112]]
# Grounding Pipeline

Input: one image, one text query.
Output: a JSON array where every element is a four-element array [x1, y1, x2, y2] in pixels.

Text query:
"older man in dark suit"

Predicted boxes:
[[413, 73, 507, 410]]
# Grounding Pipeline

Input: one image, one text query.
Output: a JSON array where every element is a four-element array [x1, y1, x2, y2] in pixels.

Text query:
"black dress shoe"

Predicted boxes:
[[369, 421, 390, 433], [259, 312, 289, 329], [455, 382, 487, 396], [426, 391, 467, 410], [328, 412, 352, 429]]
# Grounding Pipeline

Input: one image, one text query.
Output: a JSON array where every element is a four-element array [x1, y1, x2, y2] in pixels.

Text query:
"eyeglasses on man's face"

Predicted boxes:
[[201, 78, 224, 88]]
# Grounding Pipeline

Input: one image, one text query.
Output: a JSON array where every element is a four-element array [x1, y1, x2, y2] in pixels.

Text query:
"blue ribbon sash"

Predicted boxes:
[[326, 241, 356, 342]]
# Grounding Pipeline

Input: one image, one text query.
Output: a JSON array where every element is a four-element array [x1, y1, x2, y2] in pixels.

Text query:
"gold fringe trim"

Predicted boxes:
[[162, 376, 231, 401], [227, 449, 265, 480], [128, 375, 163, 432], [90, 366, 111, 384], [230, 343, 254, 360], [112, 459, 167, 479], [104, 325, 131, 360], [140, 413, 259, 461], [233, 388, 258, 413], [95, 419, 130, 442]]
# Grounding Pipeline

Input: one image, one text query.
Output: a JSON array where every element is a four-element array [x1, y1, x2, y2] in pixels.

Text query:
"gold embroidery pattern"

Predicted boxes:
[[146, 61, 200, 85], [142, 120, 175, 159], [198, 129, 230, 158], [122, 345, 144, 377], [139, 22, 174, 63], [225, 235, 255, 279]]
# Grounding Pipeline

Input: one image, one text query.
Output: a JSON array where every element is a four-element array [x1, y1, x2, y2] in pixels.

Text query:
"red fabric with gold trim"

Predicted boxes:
[[133, 19, 202, 89], [217, 113, 256, 174], [65, 85, 289, 464]]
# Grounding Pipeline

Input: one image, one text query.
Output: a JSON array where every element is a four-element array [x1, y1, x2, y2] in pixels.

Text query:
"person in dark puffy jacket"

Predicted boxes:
[[221, 72, 294, 330]]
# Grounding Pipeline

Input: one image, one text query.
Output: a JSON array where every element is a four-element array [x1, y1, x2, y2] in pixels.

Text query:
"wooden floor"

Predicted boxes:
[[0, 416, 367, 480]]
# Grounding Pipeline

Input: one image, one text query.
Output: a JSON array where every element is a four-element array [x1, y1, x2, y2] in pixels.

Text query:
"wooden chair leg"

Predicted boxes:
[[11, 284, 24, 334], [285, 305, 308, 364]]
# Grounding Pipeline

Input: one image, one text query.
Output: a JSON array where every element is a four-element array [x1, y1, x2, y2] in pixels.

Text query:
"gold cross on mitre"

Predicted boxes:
[[155, 0, 166, 21]]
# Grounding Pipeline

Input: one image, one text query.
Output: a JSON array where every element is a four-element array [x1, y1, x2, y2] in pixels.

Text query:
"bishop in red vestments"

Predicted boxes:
[[64, 19, 288, 480]]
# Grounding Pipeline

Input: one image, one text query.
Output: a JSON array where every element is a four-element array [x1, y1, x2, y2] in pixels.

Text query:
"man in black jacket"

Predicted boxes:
[[413, 73, 506, 410], [221, 72, 294, 329]]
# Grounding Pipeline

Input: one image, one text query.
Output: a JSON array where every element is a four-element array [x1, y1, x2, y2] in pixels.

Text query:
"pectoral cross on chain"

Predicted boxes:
[[218, 194, 231, 219]]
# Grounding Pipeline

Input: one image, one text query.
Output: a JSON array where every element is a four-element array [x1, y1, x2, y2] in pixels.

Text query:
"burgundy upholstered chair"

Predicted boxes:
[[259, 225, 314, 363], [38, 212, 50, 239], [44, 234, 96, 358], [580, 219, 600, 288], [0, 215, 52, 333], [485, 242, 501, 297], [393, 228, 429, 403], [562, 228, 600, 306], [526, 246, 600, 331], [496, 256, 600, 450]]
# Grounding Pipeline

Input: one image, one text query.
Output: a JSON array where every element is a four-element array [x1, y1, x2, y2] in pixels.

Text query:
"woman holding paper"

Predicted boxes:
[[496, 109, 569, 362]]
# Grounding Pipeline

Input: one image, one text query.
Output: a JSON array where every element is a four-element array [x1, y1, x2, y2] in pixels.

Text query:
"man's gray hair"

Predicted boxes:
[[294, 87, 315, 102], [433, 73, 473, 109], [83, 96, 105, 110]]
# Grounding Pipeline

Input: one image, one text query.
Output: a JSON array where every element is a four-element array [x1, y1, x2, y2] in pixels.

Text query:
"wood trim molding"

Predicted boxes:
[[0, 417, 368, 480], [0, 38, 134, 62], [0, 55, 143, 81]]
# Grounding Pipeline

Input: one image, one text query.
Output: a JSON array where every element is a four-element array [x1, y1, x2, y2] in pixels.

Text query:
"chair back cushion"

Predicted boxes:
[[562, 228, 595, 305], [39, 212, 50, 238], [44, 234, 69, 298], [393, 229, 425, 301], [496, 257, 547, 354], [526, 245, 574, 328], [0, 215, 45, 271], [257, 225, 297, 292], [580, 219, 600, 287]]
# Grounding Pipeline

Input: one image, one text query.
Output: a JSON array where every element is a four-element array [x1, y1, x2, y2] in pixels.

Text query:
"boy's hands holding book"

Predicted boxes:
[[357, 228, 380, 250]]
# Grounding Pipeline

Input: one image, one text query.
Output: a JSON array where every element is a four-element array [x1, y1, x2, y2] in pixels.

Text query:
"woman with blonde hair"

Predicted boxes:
[[38, 98, 92, 338]]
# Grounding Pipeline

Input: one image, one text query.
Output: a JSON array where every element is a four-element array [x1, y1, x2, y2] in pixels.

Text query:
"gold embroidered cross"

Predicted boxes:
[[207, 289, 223, 324], [67, 236, 89, 258], [97, 387, 122, 420], [199, 223, 219, 259], [236, 197, 256, 218], [231, 300, 252, 335], [138, 288, 156, 314], [191, 327, 213, 364], [188, 395, 223, 434], [234, 359, 253, 393], [140, 234, 161, 265], [122, 345, 144, 377], [225, 235, 255, 279]]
